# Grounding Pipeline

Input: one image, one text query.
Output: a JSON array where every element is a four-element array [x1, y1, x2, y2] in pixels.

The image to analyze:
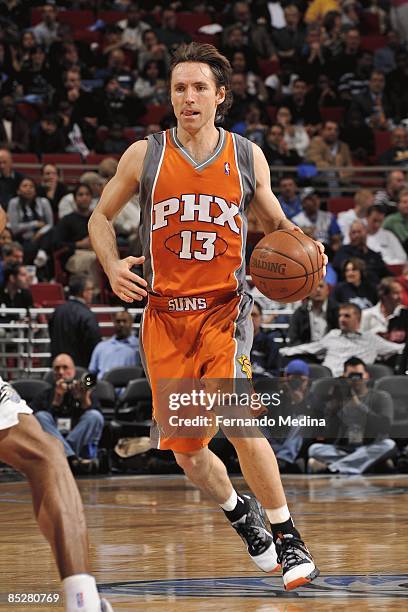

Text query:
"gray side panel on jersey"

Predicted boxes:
[[138, 312, 160, 449], [139, 132, 164, 291], [234, 292, 255, 378], [232, 133, 256, 294]]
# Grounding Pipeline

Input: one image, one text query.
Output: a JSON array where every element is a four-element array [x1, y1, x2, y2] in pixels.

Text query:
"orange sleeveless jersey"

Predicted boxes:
[[139, 127, 256, 297]]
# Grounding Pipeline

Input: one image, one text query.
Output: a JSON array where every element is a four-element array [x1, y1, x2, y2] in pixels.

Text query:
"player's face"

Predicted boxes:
[[171, 62, 225, 132]]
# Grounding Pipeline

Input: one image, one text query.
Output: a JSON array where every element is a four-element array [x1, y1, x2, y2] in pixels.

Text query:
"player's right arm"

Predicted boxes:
[[88, 140, 148, 303]]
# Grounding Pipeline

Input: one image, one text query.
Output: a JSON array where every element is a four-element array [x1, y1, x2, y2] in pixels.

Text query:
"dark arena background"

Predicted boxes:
[[0, 1, 407, 610]]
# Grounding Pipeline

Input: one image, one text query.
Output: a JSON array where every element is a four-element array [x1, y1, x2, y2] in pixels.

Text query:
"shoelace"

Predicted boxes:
[[277, 536, 308, 569]]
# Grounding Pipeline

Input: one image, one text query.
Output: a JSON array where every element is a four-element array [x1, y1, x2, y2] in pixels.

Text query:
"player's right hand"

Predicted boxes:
[[107, 256, 148, 303]]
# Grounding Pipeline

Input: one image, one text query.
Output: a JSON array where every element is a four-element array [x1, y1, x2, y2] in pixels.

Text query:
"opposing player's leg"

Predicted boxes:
[[0, 396, 112, 611]]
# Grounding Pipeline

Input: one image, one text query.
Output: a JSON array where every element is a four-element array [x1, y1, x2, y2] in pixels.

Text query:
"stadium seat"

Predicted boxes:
[[103, 367, 145, 389], [42, 153, 82, 165], [138, 104, 170, 126], [320, 107, 344, 124], [307, 364, 333, 379], [327, 197, 354, 214], [361, 35, 386, 52], [11, 379, 51, 403], [258, 59, 280, 78], [58, 10, 94, 28], [31, 283, 65, 307], [12, 153, 39, 164], [266, 106, 277, 122], [93, 380, 116, 421], [116, 378, 152, 421], [366, 364, 393, 380], [193, 33, 221, 46], [374, 376, 408, 437], [374, 130, 392, 158], [360, 12, 381, 35], [98, 11, 125, 24], [176, 12, 212, 34]]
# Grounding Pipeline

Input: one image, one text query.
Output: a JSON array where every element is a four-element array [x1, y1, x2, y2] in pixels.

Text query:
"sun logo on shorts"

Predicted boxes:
[[238, 354, 252, 379]]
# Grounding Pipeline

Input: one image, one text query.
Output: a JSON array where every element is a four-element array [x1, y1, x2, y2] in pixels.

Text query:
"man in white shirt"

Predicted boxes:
[[281, 302, 403, 376], [118, 3, 150, 52], [360, 277, 406, 341], [337, 189, 373, 245], [366, 205, 407, 265]]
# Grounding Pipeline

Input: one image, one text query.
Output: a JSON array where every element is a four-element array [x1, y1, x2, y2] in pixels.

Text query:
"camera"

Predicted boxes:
[[64, 372, 97, 390], [55, 372, 97, 419]]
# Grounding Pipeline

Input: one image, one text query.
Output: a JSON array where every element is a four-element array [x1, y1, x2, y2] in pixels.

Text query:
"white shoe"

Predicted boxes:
[[101, 599, 113, 611]]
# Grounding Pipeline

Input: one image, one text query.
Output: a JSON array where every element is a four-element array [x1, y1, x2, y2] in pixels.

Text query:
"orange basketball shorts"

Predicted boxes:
[[140, 291, 254, 453]]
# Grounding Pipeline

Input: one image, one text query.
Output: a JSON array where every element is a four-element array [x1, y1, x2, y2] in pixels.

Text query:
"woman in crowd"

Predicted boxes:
[[333, 257, 378, 309]]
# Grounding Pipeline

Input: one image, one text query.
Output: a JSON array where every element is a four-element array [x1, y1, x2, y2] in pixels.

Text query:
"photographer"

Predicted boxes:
[[31, 353, 104, 474], [307, 357, 396, 474]]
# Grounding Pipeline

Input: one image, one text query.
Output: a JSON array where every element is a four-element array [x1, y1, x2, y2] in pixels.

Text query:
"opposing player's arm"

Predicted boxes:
[[250, 143, 296, 234], [88, 139, 148, 303]]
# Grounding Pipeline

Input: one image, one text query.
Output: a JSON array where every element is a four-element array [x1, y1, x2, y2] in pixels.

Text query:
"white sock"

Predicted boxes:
[[63, 574, 100, 612], [266, 504, 291, 525], [220, 488, 238, 511]]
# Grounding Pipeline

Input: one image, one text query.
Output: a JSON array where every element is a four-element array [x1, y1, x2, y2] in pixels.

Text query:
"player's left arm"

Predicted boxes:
[[250, 143, 328, 269]]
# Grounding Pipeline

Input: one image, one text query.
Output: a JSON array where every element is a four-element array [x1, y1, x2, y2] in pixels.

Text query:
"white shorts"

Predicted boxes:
[[0, 379, 32, 431]]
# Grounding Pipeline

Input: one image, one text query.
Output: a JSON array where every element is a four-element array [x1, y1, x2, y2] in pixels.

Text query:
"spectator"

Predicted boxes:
[[307, 357, 396, 474], [137, 29, 170, 74], [156, 8, 192, 52], [298, 24, 326, 84], [102, 122, 128, 155], [374, 169, 406, 215], [0, 263, 33, 314], [351, 69, 395, 131], [221, 25, 258, 68], [263, 124, 301, 167], [37, 164, 68, 216], [0, 227, 12, 248], [306, 120, 353, 189], [117, 2, 151, 52], [398, 262, 408, 306], [133, 60, 167, 105], [250, 301, 281, 379], [32, 353, 104, 473], [18, 45, 53, 105], [288, 279, 338, 345], [282, 78, 321, 134], [333, 257, 378, 309], [390, 0, 408, 44], [54, 184, 100, 288], [32, 3, 59, 49], [7, 177, 53, 263], [326, 27, 361, 82], [99, 76, 144, 129], [373, 30, 403, 74], [226, 72, 260, 128], [338, 50, 373, 103], [276, 106, 310, 158], [89, 311, 140, 379], [366, 205, 407, 265], [0, 241, 23, 287], [340, 108, 375, 163], [0, 96, 29, 153], [30, 113, 66, 155], [322, 10, 343, 58], [58, 173, 101, 219], [272, 4, 306, 61], [361, 277, 406, 340], [333, 220, 389, 285], [337, 189, 373, 245], [378, 126, 408, 167], [242, 103, 268, 146], [383, 188, 408, 253], [305, 0, 340, 24], [280, 302, 403, 376], [292, 187, 342, 253], [277, 176, 302, 219], [49, 275, 101, 367], [226, 1, 277, 60], [0, 148, 24, 208], [263, 359, 313, 473]]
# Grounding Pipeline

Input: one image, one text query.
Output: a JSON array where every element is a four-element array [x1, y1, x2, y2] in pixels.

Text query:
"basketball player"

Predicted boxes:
[[0, 203, 112, 612], [89, 43, 327, 590]]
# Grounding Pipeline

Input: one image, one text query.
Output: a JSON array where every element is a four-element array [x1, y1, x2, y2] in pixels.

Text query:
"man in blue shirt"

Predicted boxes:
[[89, 310, 140, 379], [277, 176, 303, 219]]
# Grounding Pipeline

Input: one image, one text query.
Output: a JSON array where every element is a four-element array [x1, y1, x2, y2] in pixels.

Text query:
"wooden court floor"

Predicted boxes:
[[0, 474, 407, 611]]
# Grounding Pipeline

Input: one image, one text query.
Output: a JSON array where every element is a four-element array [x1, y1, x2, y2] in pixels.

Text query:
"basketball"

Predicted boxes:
[[249, 230, 324, 303]]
